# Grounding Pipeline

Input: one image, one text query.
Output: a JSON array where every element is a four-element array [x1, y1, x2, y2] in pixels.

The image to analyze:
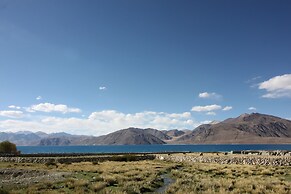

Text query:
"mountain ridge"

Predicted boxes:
[[173, 113, 291, 144], [1, 113, 291, 145]]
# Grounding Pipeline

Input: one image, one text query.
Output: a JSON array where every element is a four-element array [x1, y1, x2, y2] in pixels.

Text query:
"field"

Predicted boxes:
[[0, 154, 290, 194]]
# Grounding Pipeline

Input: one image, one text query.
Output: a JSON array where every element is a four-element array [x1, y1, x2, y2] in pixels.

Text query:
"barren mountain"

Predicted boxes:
[[0, 132, 42, 146], [89, 128, 165, 145], [0, 132, 90, 146], [39, 138, 71, 146], [164, 129, 186, 138], [144, 128, 172, 140], [173, 113, 291, 144], [1, 113, 291, 145]]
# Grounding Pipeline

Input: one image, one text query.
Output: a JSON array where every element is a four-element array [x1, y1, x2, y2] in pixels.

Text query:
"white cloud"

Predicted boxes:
[[191, 104, 222, 112], [99, 86, 106, 90], [169, 112, 191, 118], [200, 120, 212, 124], [248, 107, 257, 111], [246, 76, 262, 88], [88, 110, 195, 131], [198, 92, 221, 99], [36, 96, 42, 100], [8, 105, 21, 110], [206, 112, 216, 116], [27, 103, 81, 114], [258, 74, 291, 98], [0, 110, 200, 136], [0, 110, 24, 118], [246, 76, 262, 84], [222, 106, 232, 111], [198, 92, 211, 98]]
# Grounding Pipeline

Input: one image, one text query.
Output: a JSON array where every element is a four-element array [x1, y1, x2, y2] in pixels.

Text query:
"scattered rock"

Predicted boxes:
[[158, 153, 291, 166]]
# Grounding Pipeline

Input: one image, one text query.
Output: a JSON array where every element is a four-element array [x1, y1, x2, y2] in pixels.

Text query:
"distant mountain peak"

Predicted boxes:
[[92, 127, 166, 145], [14, 131, 34, 135]]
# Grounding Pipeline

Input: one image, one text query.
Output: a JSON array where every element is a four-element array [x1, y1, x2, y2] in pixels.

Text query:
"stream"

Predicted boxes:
[[155, 173, 176, 193]]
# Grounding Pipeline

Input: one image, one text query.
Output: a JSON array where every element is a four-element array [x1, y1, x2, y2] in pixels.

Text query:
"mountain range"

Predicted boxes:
[[1, 113, 291, 145], [173, 113, 291, 144]]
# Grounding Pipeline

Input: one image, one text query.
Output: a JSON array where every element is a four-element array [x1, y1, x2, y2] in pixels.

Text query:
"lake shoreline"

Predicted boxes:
[[1, 153, 290, 193], [1, 151, 290, 166], [3, 148, 291, 157], [16, 144, 291, 154], [157, 152, 291, 166]]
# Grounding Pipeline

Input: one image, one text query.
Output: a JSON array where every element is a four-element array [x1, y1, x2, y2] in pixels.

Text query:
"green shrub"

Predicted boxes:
[[0, 141, 19, 155], [110, 155, 141, 162], [45, 160, 57, 167]]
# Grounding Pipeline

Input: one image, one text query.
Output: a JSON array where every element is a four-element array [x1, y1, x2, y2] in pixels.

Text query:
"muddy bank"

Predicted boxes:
[[0, 168, 69, 187]]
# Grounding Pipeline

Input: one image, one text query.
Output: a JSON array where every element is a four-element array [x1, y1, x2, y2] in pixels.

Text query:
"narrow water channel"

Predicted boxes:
[[155, 173, 175, 193]]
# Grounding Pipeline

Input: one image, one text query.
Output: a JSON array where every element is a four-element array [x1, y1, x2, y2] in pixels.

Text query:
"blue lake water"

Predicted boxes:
[[17, 144, 291, 154]]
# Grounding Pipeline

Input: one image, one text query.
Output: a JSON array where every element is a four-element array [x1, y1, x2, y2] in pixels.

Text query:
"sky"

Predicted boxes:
[[0, 0, 291, 136]]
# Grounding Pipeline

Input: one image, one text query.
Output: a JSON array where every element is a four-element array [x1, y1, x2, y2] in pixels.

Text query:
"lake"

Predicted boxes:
[[17, 144, 291, 154]]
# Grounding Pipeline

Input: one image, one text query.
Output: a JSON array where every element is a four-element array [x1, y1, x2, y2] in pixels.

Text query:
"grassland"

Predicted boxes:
[[167, 161, 291, 194], [0, 154, 290, 194]]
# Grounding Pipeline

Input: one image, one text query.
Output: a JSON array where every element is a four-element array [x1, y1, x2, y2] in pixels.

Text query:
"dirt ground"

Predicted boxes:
[[0, 167, 69, 189]]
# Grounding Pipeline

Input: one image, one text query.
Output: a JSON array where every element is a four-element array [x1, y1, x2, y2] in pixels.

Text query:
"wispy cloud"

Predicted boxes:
[[191, 104, 232, 115], [222, 106, 232, 111], [99, 86, 106, 90], [191, 104, 222, 112], [198, 92, 221, 99], [0, 110, 24, 118], [246, 76, 263, 88], [8, 105, 21, 110], [206, 112, 216, 116], [36, 96, 42, 100], [248, 107, 257, 111], [27, 103, 81, 114], [246, 76, 262, 83], [200, 120, 212, 124], [88, 110, 194, 131], [258, 74, 291, 98], [0, 110, 200, 135]]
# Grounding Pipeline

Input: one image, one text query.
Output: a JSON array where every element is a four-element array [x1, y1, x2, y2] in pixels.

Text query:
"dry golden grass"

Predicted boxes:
[[166, 162, 291, 194], [3, 160, 177, 194], [1, 155, 290, 194]]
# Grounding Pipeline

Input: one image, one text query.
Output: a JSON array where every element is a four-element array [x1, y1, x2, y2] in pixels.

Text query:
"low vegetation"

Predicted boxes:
[[0, 141, 19, 155], [0, 154, 290, 193], [0, 159, 178, 194], [167, 162, 291, 194]]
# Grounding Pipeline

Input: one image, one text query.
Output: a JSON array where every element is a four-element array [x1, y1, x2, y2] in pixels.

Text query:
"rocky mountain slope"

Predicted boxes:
[[143, 128, 172, 140], [0, 132, 90, 146], [164, 129, 186, 138], [0, 128, 167, 145], [88, 128, 166, 145], [39, 138, 72, 146], [0, 132, 41, 146], [173, 113, 291, 144]]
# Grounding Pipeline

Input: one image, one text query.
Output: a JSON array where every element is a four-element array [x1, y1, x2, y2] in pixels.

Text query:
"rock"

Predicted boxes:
[[157, 153, 291, 166]]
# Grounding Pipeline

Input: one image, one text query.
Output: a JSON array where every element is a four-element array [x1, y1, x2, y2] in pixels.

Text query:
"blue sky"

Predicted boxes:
[[0, 0, 290, 135]]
